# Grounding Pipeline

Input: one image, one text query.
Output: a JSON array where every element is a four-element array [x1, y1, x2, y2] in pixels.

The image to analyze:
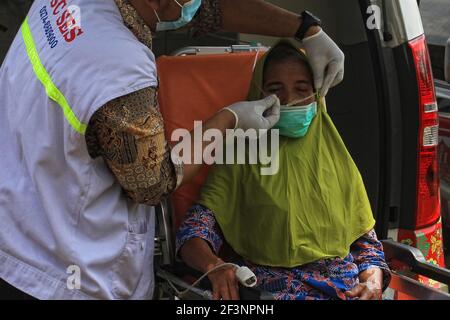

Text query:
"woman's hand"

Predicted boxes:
[[206, 258, 240, 300], [345, 280, 382, 300], [345, 267, 383, 300]]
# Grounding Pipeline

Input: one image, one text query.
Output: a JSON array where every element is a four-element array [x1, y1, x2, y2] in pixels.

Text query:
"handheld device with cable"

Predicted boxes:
[[166, 263, 257, 299]]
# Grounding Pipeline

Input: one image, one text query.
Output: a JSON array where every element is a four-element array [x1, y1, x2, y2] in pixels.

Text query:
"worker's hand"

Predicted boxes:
[[345, 267, 383, 300], [224, 95, 281, 131], [302, 29, 345, 97], [206, 259, 240, 300]]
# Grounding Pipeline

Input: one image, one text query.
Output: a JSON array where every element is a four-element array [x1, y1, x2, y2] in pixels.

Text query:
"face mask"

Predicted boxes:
[[274, 97, 317, 138], [154, 0, 202, 32]]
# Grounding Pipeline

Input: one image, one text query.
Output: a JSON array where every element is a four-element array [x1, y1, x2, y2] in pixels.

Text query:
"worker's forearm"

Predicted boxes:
[[219, 0, 300, 37], [180, 238, 221, 273], [178, 109, 235, 185]]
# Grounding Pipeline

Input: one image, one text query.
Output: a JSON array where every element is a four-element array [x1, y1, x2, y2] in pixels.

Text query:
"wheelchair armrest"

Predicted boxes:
[[382, 239, 450, 287]]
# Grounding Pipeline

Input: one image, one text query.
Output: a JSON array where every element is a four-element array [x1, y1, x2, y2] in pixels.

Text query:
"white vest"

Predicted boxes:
[[0, 0, 158, 299]]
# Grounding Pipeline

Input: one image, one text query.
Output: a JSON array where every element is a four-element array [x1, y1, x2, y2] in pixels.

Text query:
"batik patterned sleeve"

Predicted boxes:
[[85, 87, 182, 206], [176, 204, 224, 256], [350, 229, 392, 290]]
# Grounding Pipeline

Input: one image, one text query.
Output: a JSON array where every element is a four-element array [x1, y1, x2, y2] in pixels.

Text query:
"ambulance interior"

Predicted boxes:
[[153, 0, 450, 300]]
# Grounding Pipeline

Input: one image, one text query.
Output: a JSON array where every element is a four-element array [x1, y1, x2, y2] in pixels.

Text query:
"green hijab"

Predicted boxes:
[[198, 40, 375, 268]]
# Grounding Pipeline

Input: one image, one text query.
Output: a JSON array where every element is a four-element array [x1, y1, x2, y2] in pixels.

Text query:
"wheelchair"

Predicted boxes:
[[152, 45, 450, 300]]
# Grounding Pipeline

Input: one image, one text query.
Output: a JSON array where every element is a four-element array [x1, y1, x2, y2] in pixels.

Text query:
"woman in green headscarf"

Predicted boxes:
[[176, 40, 390, 300]]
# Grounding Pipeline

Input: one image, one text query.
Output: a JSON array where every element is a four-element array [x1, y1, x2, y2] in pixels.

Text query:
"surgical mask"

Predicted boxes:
[[274, 94, 318, 138], [154, 0, 202, 32]]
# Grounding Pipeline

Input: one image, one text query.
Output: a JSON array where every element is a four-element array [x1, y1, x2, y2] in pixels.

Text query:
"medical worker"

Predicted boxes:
[[0, 0, 344, 299]]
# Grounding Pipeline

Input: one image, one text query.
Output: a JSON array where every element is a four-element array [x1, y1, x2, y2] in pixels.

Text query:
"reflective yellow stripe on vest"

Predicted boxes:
[[21, 17, 87, 135]]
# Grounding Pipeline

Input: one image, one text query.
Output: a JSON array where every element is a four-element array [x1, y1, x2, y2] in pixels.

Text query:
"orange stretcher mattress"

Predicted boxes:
[[156, 51, 264, 228]]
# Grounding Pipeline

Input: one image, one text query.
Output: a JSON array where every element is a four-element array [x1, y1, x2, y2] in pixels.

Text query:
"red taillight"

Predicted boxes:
[[409, 35, 440, 228]]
